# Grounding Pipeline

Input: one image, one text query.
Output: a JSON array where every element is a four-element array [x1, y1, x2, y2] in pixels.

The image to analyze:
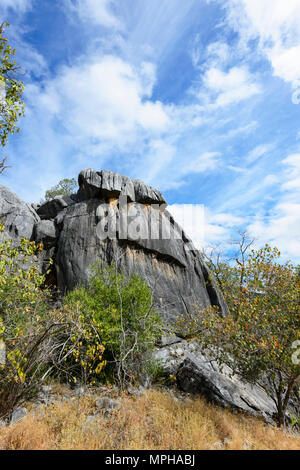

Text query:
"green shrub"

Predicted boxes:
[[64, 263, 163, 387]]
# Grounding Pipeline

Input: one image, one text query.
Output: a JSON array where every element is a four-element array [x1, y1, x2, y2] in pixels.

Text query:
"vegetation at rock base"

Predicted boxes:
[[0, 23, 25, 172], [44, 178, 77, 201], [0, 211, 299, 446], [64, 262, 163, 388], [0, 388, 299, 450], [0, 223, 107, 419], [181, 234, 300, 428], [0, 226, 163, 419]]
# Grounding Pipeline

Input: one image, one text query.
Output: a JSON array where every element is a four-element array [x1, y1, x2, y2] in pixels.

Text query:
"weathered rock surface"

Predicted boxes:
[[77, 168, 166, 205], [10, 407, 28, 424], [54, 203, 227, 325], [0, 184, 39, 243], [34, 220, 57, 249], [47, 168, 226, 325], [95, 397, 121, 411], [37, 194, 77, 220], [154, 340, 278, 423]]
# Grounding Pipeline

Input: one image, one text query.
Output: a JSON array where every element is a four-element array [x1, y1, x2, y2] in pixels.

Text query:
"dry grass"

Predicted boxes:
[[0, 388, 299, 450]]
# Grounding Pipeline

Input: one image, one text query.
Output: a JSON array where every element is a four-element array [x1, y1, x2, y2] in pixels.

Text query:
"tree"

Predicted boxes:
[[186, 240, 300, 427], [44, 178, 77, 201], [202, 231, 256, 321], [0, 23, 25, 172]]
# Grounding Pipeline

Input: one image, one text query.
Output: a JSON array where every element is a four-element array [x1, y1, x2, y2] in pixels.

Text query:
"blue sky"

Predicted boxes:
[[0, 0, 300, 261]]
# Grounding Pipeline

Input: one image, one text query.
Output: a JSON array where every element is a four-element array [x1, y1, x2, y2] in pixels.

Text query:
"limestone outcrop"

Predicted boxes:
[[1, 169, 289, 424]]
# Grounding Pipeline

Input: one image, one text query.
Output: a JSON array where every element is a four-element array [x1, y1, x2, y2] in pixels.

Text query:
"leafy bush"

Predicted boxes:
[[184, 243, 300, 427], [0, 224, 106, 419], [64, 263, 163, 387]]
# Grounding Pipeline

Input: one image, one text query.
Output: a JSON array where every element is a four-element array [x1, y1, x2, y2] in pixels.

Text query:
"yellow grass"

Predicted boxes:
[[0, 388, 299, 450]]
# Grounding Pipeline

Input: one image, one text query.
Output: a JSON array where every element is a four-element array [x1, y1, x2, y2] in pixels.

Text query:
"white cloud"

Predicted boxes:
[[191, 38, 230, 69], [27, 55, 170, 153], [168, 204, 206, 249], [64, 0, 121, 29], [184, 152, 221, 174], [226, 0, 300, 45], [0, 0, 32, 13], [281, 153, 300, 195], [200, 209, 247, 250], [171, 149, 300, 260], [246, 144, 274, 164], [248, 203, 300, 262], [225, 0, 300, 87], [206, 41, 230, 65], [270, 45, 300, 84], [203, 66, 261, 107], [247, 152, 300, 262], [168, 203, 247, 251], [138, 140, 176, 184]]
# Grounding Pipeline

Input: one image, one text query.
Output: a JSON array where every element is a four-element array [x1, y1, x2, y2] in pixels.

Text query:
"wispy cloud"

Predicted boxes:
[[242, 152, 300, 261], [0, 0, 33, 13], [184, 152, 221, 174], [63, 0, 121, 29], [224, 0, 300, 88], [246, 144, 274, 164]]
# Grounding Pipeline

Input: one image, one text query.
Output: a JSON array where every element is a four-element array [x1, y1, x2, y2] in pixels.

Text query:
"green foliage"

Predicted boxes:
[[183, 243, 300, 427], [0, 23, 25, 150], [64, 263, 163, 387], [0, 223, 52, 416], [0, 224, 106, 418], [44, 178, 77, 201]]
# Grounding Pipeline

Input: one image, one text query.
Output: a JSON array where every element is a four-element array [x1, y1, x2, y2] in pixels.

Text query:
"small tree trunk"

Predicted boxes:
[[277, 401, 285, 428], [276, 384, 285, 428]]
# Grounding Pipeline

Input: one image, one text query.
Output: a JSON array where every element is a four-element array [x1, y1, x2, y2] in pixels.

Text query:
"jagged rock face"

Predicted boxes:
[[0, 184, 40, 243], [0, 171, 226, 327], [52, 169, 227, 326], [36, 195, 77, 220], [77, 168, 166, 204]]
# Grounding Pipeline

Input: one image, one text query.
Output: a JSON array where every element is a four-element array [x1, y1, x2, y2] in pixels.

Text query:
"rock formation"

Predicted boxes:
[[33, 168, 228, 326], [0, 169, 290, 424]]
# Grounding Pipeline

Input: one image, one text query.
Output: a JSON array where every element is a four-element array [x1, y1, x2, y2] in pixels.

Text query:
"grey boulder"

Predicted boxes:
[[34, 220, 57, 249], [133, 178, 166, 205], [11, 407, 28, 424], [0, 184, 39, 243], [95, 397, 120, 411], [77, 168, 135, 201], [77, 168, 166, 205], [37, 195, 77, 220], [155, 340, 277, 423]]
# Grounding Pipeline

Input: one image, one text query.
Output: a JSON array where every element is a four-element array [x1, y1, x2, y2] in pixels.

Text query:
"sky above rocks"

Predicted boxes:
[[0, 0, 300, 261]]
